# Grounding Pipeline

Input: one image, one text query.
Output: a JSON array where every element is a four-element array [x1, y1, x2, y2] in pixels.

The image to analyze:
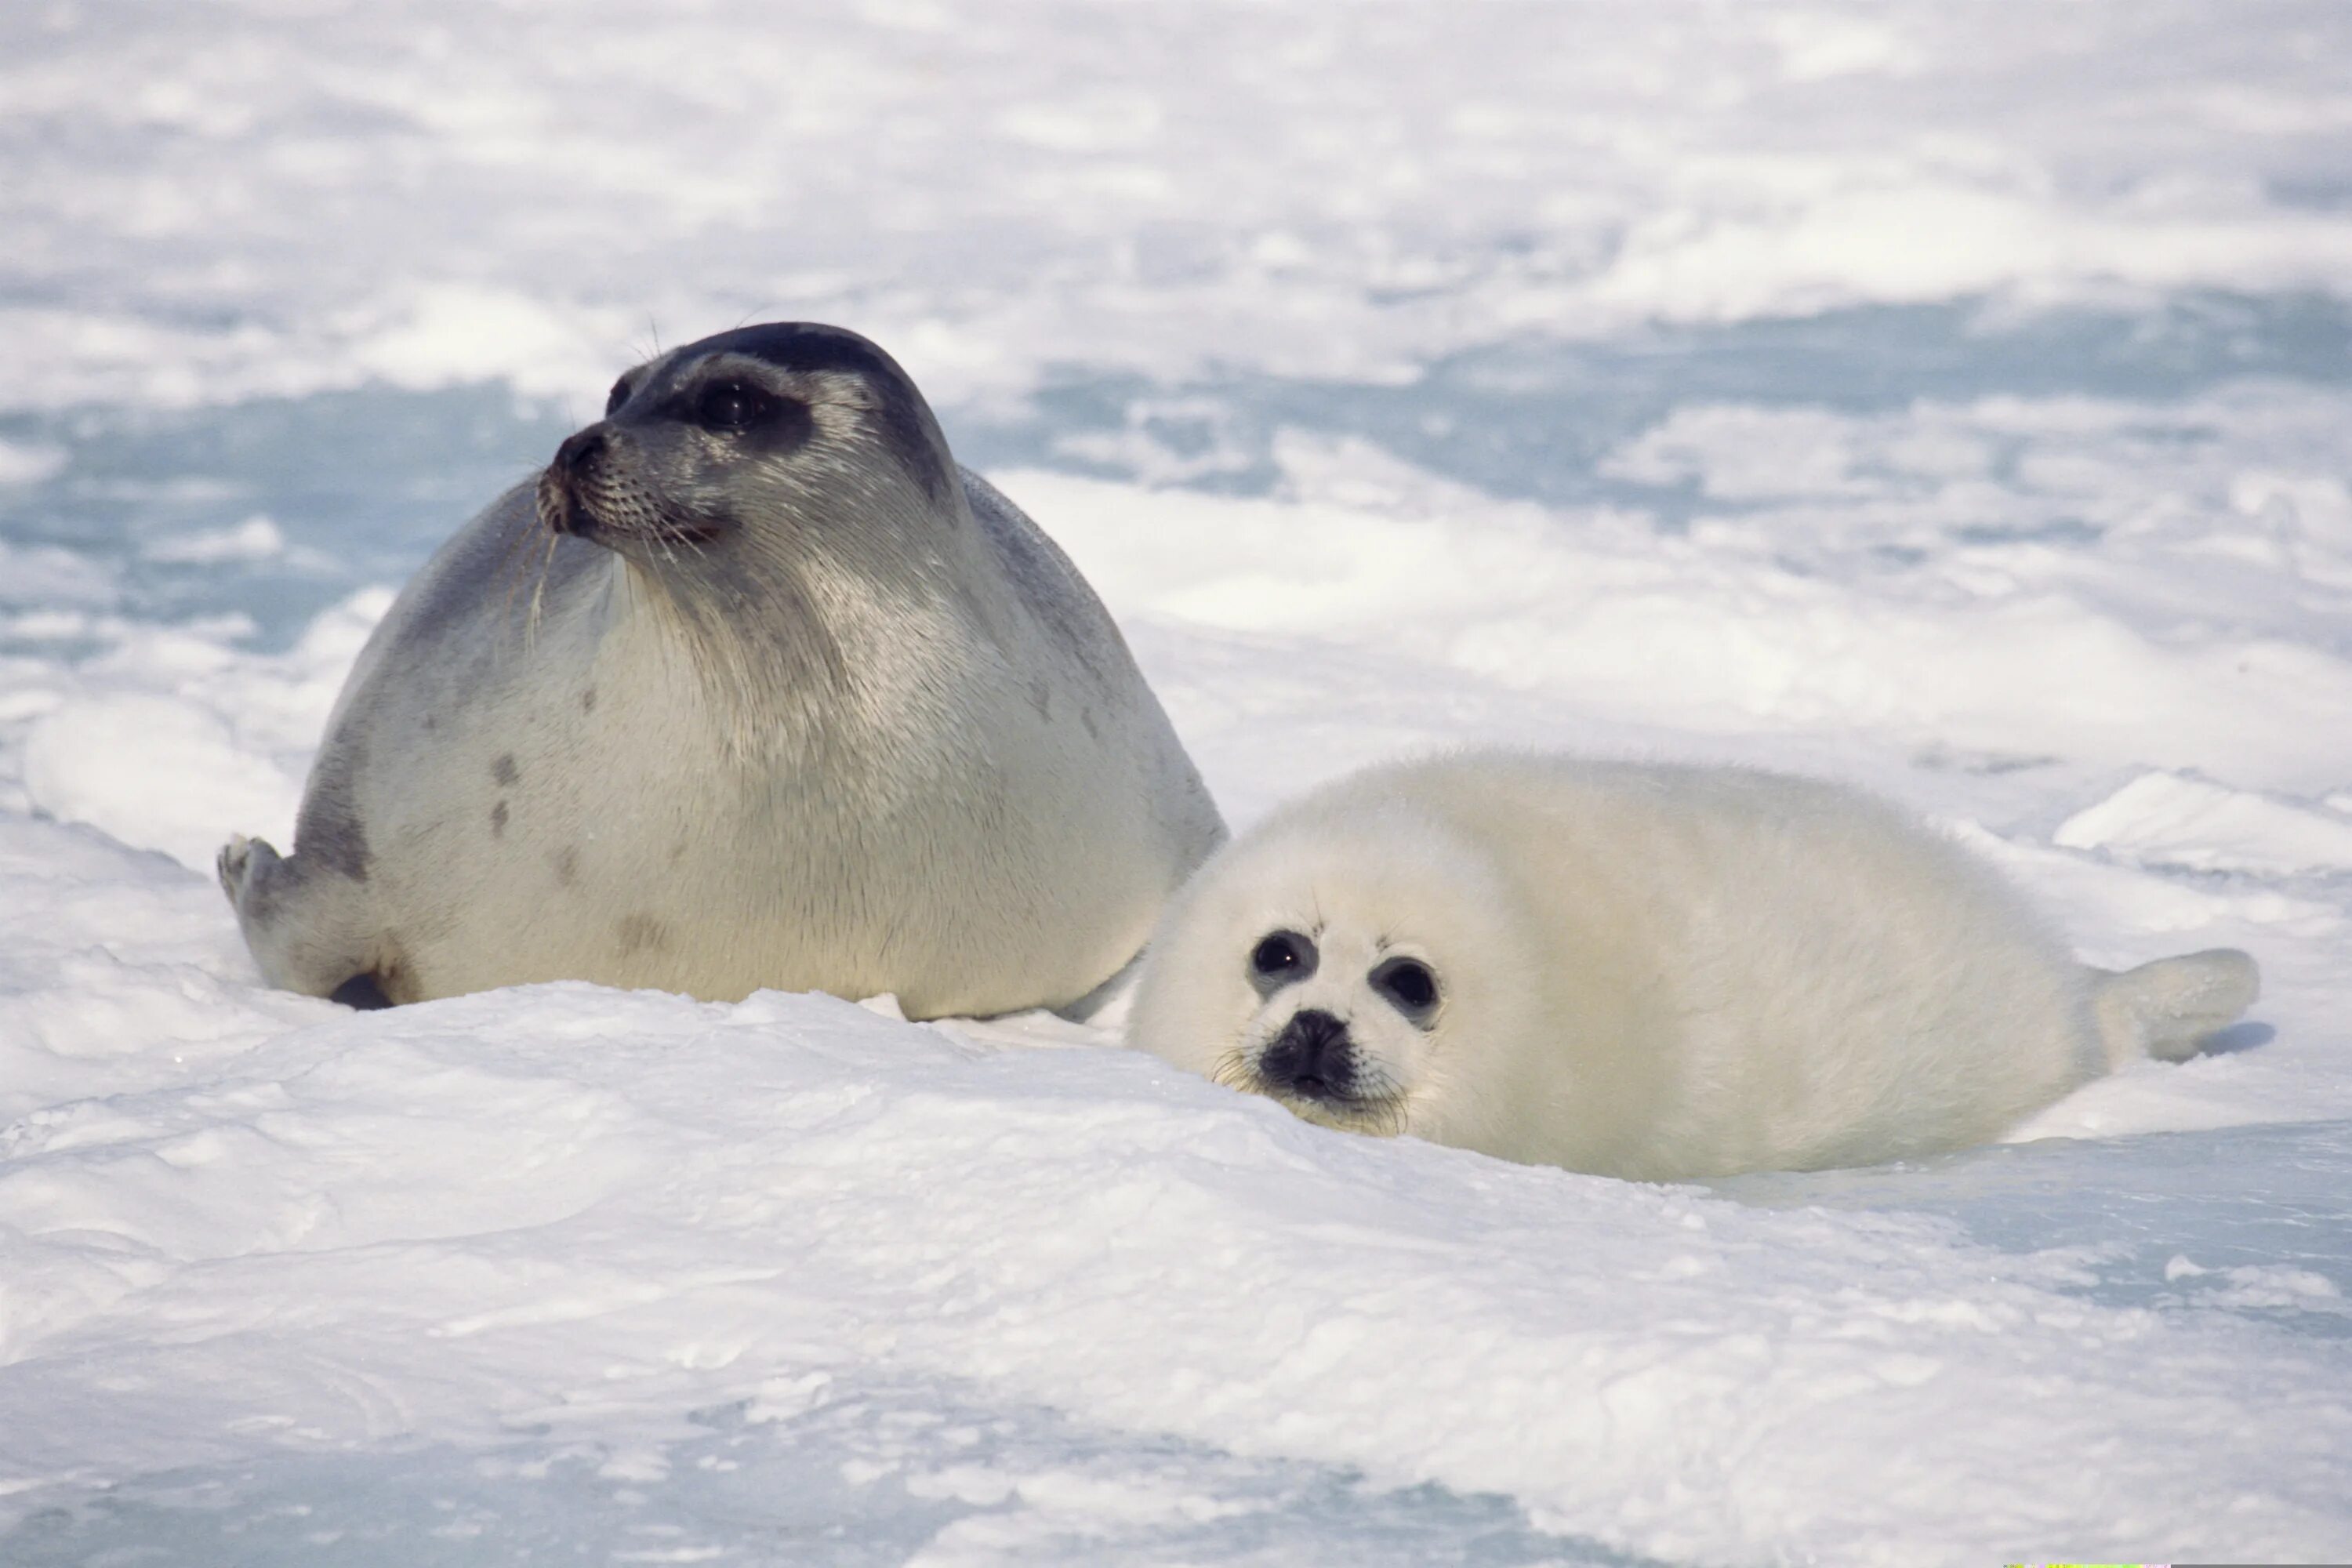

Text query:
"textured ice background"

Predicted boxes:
[[3, 3, 2351, 1563]]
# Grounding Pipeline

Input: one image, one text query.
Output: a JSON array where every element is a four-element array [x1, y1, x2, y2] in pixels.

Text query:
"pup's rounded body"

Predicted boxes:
[[1130, 752, 2256, 1179], [220, 323, 1223, 1016]]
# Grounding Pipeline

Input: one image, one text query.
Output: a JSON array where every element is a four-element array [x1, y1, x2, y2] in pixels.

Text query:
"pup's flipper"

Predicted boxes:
[[2092, 949, 2260, 1067]]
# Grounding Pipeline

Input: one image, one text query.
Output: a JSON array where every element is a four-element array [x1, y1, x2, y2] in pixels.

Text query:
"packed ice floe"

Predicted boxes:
[[7, 2, 2352, 409], [6, 428, 2350, 1562]]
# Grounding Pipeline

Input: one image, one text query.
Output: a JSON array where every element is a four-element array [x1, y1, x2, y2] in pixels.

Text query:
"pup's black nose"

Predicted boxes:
[[1259, 1008, 1354, 1100]]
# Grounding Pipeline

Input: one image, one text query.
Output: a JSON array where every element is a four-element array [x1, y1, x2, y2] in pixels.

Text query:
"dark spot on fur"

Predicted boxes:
[[1081, 706, 1101, 741], [554, 847, 578, 886], [423, 713, 437, 732], [615, 914, 670, 956], [492, 753, 519, 786], [331, 973, 395, 1010], [581, 686, 597, 713], [1029, 678, 1052, 720], [295, 735, 373, 883], [490, 800, 509, 837], [669, 840, 688, 863]]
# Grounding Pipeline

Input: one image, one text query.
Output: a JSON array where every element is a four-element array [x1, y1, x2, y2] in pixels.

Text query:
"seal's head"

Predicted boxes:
[[1129, 786, 1548, 1145], [535, 321, 955, 577], [529, 322, 981, 724]]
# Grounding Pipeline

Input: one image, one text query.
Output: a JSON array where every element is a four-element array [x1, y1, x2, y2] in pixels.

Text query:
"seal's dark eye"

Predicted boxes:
[[1370, 956, 1439, 1021], [1249, 930, 1317, 989], [696, 379, 776, 433], [604, 377, 632, 416]]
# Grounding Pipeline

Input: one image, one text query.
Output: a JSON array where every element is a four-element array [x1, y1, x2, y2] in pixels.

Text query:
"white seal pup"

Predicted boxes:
[[1129, 751, 2258, 1179], [219, 321, 1224, 1016]]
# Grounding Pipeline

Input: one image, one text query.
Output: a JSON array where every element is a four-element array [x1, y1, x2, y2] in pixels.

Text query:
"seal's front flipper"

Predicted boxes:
[[2092, 948, 2260, 1066]]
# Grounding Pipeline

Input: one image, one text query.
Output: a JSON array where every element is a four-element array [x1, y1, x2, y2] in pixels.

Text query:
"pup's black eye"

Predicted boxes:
[[1370, 956, 1439, 1021], [604, 376, 632, 416], [695, 379, 776, 432], [1249, 930, 1317, 989]]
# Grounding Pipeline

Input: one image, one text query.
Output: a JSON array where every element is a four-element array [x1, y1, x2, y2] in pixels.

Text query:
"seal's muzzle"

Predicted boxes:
[[538, 426, 608, 538], [1259, 1007, 1356, 1102]]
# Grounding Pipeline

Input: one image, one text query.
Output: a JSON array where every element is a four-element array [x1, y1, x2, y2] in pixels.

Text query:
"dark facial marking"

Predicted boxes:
[[1258, 1008, 1356, 1101], [1249, 930, 1317, 996], [693, 378, 781, 433], [490, 800, 508, 837], [673, 322, 949, 501], [580, 686, 597, 713], [492, 754, 518, 786], [1369, 956, 1441, 1025], [554, 847, 578, 886]]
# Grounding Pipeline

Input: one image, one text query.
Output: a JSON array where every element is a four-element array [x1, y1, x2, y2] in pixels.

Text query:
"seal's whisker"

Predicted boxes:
[[524, 528, 558, 652], [1208, 1045, 1256, 1093], [495, 492, 554, 637]]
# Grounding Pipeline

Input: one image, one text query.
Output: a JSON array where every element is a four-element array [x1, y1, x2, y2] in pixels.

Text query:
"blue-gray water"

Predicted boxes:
[[9, 292, 2349, 652]]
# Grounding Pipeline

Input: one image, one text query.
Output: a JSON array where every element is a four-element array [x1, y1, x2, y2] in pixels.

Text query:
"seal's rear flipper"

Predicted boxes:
[[219, 832, 389, 1003], [2092, 949, 2260, 1066]]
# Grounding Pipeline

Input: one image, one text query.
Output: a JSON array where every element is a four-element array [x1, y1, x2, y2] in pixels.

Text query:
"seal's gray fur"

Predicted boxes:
[[220, 323, 1224, 1017]]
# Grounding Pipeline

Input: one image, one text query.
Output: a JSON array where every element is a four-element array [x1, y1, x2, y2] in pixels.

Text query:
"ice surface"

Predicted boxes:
[[3, 3, 2350, 1564], [7, 2, 2352, 408]]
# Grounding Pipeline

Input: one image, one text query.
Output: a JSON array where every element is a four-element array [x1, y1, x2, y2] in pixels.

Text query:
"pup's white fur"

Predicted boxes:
[[1128, 752, 2258, 1179]]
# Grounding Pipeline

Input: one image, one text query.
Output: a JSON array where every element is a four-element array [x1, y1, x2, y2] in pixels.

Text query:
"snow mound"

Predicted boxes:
[[2, 829, 2348, 1565], [2057, 771, 2352, 874]]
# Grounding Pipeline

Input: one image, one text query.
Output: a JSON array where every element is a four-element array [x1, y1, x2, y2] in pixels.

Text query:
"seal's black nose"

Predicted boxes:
[[555, 426, 608, 478], [541, 426, 612, 537], [1260, 1008, 1354, 1099]]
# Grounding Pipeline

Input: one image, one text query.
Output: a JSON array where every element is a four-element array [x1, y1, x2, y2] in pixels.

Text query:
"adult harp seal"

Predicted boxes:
[[220, 322, 1224, 1017]]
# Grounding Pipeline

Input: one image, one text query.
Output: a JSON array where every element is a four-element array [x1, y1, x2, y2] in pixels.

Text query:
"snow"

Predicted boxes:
[[4, 2, 2350, 1563], [2055, 771, 2352, 874]]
